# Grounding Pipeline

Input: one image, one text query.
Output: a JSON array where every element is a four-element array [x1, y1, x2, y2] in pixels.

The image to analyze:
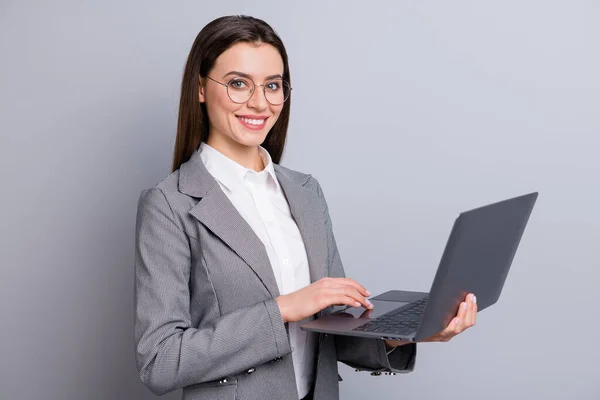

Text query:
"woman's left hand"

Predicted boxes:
[[385, 293, 478, 349]]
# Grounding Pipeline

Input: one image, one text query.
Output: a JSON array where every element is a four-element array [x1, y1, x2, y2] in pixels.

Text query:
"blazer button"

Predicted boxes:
[[218, 378, 228, 384], [246, 368, 256, 374]]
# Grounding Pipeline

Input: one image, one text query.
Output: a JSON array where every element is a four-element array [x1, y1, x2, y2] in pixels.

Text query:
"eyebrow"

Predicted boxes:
[[222, 71, 283, 80]]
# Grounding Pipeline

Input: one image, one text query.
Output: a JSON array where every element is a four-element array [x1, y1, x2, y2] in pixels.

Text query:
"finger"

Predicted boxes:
[[437, 317, 461, 341], [341, 286, 373, 309], [463, 294, 472, 326], [467, 294, 478, 326], [458, 301, 468, 322], [327, 281, 374, 310], [331, 286, 372, 310], [462, 294, 475, 327], [330, 295, 363, 309], [454, 301, 469, 332], [329, 277, 371, 297]]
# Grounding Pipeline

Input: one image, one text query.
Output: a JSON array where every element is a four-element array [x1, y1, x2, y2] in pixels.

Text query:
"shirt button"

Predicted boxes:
[[282, 259, 289, 265]]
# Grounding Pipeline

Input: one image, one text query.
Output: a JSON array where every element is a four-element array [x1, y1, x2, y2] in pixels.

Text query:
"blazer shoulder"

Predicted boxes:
[[155, 170, 181, 194], [137, 170, 194, 218], [274, 163, 321, 190], [137, 170, 181, 199]]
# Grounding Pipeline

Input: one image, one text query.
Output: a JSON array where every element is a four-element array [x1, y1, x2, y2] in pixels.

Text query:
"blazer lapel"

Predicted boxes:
[[179, 150, 280, 298], [178, 150, 329, 300], [275, 166, 328, 285]]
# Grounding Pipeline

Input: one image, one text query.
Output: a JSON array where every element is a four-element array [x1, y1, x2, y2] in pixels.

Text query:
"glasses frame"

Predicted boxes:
[[204, 75, 292, 106]]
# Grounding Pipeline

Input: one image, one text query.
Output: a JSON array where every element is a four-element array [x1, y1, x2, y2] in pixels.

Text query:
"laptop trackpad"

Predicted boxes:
[[333, 300, 409, 319]]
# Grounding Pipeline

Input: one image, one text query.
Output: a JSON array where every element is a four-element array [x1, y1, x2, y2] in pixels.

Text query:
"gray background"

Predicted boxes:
[[1, 1, 598, 399]]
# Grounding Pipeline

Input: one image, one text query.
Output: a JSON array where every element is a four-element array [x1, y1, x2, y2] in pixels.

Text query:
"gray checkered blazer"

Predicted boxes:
[[134, 149, 417, 400]]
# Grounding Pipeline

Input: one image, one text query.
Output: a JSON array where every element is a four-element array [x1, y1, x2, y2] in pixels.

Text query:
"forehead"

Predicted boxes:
[[211, 42, 284, 79]]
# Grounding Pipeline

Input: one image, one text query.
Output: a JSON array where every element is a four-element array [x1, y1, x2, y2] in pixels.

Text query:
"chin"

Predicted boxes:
[[227, 132, 265, 148], [231, 127, 273, 148]]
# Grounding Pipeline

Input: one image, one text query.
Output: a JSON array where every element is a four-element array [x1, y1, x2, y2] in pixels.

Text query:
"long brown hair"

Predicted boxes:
[[171, 15, 292, 172]]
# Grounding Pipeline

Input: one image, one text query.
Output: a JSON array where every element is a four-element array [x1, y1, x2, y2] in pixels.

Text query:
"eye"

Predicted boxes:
[[229, 78, 251, 90], [265, 81, 281, 91]]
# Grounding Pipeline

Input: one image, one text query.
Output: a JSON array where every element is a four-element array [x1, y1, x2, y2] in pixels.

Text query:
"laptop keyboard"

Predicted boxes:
[[352, 296, 429, 337]]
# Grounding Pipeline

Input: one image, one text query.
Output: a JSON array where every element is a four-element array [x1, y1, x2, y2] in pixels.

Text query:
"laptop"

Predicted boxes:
[[300, 192, 538, 342]]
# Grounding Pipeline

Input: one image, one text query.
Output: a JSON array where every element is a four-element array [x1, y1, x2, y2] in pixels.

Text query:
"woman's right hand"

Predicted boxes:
[[275, 277, 374, 323]]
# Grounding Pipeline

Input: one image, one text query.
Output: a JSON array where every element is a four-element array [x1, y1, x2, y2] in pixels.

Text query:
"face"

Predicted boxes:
[[199, 42, 285, 154]]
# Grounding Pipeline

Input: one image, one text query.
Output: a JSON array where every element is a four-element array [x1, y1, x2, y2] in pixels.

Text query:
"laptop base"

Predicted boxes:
[[300, 290, 429, 341]]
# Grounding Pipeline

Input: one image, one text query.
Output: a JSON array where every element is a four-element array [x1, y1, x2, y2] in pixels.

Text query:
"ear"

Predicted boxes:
[[199, 79, 206, 103]]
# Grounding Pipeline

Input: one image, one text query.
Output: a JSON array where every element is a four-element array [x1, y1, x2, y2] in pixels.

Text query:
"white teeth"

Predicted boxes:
[[240, 117, 265, 125]]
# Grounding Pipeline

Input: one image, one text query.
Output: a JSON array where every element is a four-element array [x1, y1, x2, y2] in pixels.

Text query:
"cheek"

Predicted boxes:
[[270, 105, 284, 122], [206, 92, 241, 123]]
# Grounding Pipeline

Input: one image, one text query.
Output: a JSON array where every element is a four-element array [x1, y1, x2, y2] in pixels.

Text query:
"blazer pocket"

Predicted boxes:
[[184, 378, 238, 400]]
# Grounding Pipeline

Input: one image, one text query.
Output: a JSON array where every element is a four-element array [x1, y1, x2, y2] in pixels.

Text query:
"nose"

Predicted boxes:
[[246, 85, 268, 111]]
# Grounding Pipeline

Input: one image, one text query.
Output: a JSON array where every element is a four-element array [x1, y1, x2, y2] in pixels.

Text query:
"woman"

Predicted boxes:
[[134, 15, 477, 400]]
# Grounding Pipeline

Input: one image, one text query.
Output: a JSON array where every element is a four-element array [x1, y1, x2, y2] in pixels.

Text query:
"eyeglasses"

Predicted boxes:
[[204, 75, 292, 106]]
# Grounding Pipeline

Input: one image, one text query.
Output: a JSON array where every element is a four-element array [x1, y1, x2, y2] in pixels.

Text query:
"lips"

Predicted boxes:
[[236, 115, 269, 130]]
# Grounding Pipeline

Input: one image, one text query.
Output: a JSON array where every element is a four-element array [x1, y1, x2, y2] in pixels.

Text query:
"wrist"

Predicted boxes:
[[384, 339, 409, 350], [384, 339, 394, 352], [275, 296, 288, 323]]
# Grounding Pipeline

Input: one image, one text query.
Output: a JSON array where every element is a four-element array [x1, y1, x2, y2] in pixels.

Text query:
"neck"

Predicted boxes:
[[206, 134, 265, 172]]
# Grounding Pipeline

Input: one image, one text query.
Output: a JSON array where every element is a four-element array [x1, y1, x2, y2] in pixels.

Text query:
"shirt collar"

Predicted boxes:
[[257, 145, 279, 189], [198, 142, 279, 192]]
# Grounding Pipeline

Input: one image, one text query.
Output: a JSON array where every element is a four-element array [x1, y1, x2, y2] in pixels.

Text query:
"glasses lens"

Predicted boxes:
[[264, 79, 290, 105], [226, 77, 254, 103]]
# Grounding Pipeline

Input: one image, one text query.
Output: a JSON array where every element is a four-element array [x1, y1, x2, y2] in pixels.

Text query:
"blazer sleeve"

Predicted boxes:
[[134, 188, 291, 395], [314, 180, 417, 374]]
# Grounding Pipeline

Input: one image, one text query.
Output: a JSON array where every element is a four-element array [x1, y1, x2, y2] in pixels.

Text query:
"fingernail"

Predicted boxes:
[[366, 299, 373, 308], [472, 295, 477, 304], [355, 301, 361, 307], [461, 302, 467, 310], [366, 290, 372, 296]]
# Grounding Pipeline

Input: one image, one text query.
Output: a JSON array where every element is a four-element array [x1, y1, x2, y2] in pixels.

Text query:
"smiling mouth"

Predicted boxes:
[[236, 115, 269, 130]]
